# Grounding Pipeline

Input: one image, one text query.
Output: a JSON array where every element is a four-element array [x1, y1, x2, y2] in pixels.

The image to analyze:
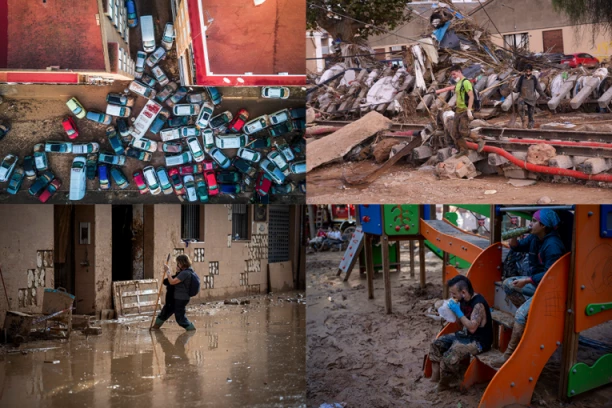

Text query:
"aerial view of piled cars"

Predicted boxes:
[[0, 18, 305, 203]]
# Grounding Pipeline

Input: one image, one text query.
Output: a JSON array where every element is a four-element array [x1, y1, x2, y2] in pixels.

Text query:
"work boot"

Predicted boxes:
[[430, 361, 441, 382], [152, 317, 165, 330], [476, 138, 485, 153], [527, 121, 534, 129], [454, 150, 468, 158], [491, 322, 525, 368], [184, 323, 196, 331]]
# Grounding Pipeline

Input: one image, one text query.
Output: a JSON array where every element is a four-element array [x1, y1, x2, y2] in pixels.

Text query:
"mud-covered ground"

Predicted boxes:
[[306, 248, 612, 408], [0, 293, 306, 408], [306, 112, 612, 204]]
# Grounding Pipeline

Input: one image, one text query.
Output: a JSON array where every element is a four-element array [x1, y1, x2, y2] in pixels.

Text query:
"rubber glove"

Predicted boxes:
[[448, 299, 464, 319], [467, 109, 474, 121]]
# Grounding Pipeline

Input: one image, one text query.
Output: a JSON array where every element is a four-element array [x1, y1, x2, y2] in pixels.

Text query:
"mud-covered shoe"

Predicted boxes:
[[477, 139, 485, 153], [152, 317, 165, 329], [184, 323, 196, 331], [527, 121, 534, 129]]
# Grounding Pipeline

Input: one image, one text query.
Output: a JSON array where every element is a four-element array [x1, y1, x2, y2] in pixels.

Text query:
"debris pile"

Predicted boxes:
[[306, 2, 612, 186]]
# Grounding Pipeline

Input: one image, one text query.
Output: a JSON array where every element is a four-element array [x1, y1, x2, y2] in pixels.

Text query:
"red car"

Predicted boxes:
[[204, 169, 218, 196], [202, 160, 216, 171], [255, 172, 272, 196], [228, 108, 249, 133], [38, 179, 61, 203], [560, 53, 599, 68], [168, 167, 186, 195], [133, 171, 150, 195], [178, 164, 203, 176], [62, 117, 79, 139]]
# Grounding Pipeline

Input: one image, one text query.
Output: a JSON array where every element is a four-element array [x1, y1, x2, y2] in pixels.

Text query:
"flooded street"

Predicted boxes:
[[0, 294, 306, 408]]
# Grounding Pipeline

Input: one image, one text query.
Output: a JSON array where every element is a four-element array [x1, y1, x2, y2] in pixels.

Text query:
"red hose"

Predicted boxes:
[[465, 141, 612, 182], [508, 138, 612, 149]]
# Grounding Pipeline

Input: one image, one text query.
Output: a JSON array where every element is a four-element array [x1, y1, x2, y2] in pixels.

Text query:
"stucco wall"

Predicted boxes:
[[152, 205, 272, 302], [0, 205, 54, 327]]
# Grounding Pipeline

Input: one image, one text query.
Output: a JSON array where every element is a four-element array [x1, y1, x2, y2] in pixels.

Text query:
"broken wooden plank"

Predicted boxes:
[[343, 137, 422, 185], [307, 111, 393, 172]]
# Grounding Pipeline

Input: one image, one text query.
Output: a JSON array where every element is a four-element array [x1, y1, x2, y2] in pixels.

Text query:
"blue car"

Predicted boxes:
[[126, 0, 138, 27], [106, 126, 125, 155], [150, 108, 170, 134], [110, 167, 129, 189], [168, 116, 189, 127], [98, 164, 111, 190], [206, 87, 222, 105], [7, 167, 25, 195], [219, 183, 241, 194]]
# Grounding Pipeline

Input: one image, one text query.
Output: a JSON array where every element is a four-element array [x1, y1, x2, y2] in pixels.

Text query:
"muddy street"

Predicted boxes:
[[0, 294, 306, 408], [306, 162, 612, 204], [306, 248, 612, 408]]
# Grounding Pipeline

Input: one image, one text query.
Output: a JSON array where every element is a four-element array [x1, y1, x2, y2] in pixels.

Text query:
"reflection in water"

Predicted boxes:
[[0, 299, 306, 407]]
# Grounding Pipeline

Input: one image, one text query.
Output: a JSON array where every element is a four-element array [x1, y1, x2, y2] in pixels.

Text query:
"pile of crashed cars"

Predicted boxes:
[[0, 26, 305, 202]]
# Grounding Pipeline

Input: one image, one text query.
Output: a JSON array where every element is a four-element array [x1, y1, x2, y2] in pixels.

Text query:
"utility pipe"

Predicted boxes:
[[507, 138, 612, 150], [465, 141, 612, 182]]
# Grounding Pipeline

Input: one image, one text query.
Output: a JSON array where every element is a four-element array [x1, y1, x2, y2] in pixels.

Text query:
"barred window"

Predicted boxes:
[[232, 205, 250, 240], [181, 205, 204, 241]]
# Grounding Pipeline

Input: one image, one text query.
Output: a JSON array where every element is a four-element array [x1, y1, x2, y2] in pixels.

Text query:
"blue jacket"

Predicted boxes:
[[511, 231, 566, 285]]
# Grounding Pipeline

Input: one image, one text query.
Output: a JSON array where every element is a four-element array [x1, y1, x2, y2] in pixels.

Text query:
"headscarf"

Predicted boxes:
[[533, 209, 560, 229]]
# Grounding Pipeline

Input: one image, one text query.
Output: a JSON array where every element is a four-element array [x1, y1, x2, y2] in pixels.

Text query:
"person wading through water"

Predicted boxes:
[[152, 254, 196, 331]]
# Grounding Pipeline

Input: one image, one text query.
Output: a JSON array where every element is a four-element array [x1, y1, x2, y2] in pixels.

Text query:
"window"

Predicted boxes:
[[181, 205, 205, 241], [504, 33, 529, 50], [232, 205, 251, 240]]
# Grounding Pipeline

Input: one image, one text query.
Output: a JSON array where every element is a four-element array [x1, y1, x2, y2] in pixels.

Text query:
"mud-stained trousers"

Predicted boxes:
[[451, 111, 482, 153], [502, 277, 535, 325], [429, 333, 482, 380]]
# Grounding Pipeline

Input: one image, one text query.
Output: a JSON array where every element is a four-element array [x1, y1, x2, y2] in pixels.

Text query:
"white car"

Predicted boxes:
[[183, 174, 197, 202], [146, 47, 167, 67], [160, 128, 181, 142], [201, 128, 215, 149], [151, 66, 169, 87], [186, 137, 205, 162], [267, 151, 290, 175], [143, 165, 162, 195], [72, 143, 100, 154], [269, 109, 290, 125], [165, 152, 193, 167], [161, 23, 175, 50], [0, 154, 17, 182], [236, 147, 261, 163], [179, 126, 199, 138], [131, 137, 158, 152], [173, 104, 200, 116], [243, 115, 269, 135], [215, 134, 249, 149], [135, 51, 146, 79], [195, 102, 214, 128], [69, 156, 87, 201], [261, 86, 290, 99]]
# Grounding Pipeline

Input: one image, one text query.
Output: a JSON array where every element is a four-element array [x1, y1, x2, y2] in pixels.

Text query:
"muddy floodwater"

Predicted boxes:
[[0, 295, 306, 407]]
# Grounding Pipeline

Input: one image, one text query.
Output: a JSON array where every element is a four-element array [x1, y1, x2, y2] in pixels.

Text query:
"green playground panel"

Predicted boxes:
[[383, 205, 420, 236], [567, 354, 612, 397], [360, 242, 399, 272]]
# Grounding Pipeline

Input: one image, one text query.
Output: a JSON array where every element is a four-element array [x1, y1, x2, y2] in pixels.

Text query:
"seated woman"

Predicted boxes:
[[492, 209, 566, 367]]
